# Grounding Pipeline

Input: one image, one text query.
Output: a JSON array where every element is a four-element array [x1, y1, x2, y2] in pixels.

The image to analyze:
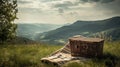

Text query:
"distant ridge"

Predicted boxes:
[[74, 16, 120, 22], [6, 36, 38, 44], [36, 16, 120, 44], [17, 23, 62, 40]]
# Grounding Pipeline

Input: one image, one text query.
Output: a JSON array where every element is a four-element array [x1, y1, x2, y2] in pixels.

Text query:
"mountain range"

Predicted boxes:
[[16, 23, 62, 40], [35, 16, 120, 44]]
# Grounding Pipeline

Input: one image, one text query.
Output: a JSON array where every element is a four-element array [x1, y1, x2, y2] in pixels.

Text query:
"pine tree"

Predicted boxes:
[[0, 0, 18, 43]]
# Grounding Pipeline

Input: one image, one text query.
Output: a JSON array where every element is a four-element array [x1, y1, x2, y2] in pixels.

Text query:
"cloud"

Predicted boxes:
[[18, 0, 32, 4], [52, 1, 79, 9], [40, 0, 60, 2], [54, 1, 74, 8], [58, 8, 64, 13], [51, 0, 116, 10], [100, 0, 115, 3], [95, 0, 120, 14], [16, 0, 120, 24], [80, 0, 115, 3]]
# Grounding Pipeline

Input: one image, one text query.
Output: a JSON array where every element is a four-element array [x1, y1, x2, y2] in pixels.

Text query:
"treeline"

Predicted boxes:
[[0, 0, 18, 44]]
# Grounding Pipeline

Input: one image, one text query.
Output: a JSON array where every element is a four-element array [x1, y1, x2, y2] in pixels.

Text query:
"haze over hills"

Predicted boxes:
[[35, 16, 120, 44], [16, 23, 62, 40]]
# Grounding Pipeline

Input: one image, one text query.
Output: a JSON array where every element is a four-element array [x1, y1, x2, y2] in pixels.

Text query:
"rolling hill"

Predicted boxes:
[[5, 36, 38, 44], [36, 16, 120, 44], [16, 23, 62, 40]]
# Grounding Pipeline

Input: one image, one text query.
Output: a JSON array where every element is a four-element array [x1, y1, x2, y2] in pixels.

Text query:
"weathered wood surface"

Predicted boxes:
[[69, 36, 104, 57]]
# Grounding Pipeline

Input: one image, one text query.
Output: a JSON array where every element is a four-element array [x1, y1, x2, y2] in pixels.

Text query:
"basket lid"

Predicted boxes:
[[69, 36, 104, 42]]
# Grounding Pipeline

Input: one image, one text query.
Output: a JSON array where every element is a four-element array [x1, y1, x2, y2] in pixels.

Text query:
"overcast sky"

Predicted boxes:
[[16, 0, 120, 24]]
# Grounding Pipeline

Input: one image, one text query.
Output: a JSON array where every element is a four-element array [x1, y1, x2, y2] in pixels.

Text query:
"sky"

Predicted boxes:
[[16, 0, 120, 24]]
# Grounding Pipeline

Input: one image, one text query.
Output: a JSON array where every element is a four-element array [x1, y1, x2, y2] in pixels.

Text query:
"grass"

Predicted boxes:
[[0, 44, 62, 67], [0, 41, 120, 67]]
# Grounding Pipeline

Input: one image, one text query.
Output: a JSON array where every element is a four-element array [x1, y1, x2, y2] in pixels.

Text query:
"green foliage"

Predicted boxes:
[[0, 0, 18, 43]]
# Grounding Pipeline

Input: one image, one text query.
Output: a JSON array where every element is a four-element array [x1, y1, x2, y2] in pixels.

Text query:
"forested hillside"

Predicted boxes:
[[36, 16, 120, 44]]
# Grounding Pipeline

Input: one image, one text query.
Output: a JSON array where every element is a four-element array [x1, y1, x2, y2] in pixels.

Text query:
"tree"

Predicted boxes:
[[0, 0, 18, 43]]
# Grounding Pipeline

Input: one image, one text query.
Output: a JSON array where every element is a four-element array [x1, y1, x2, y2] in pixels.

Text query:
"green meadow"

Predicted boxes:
[[0, 41, 120, 67]]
